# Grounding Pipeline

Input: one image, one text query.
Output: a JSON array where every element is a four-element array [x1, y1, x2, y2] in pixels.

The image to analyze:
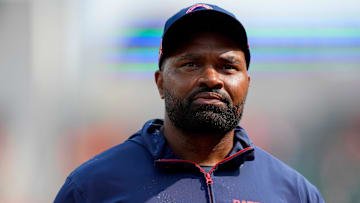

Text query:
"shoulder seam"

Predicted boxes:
[[296, 178, 304, 203], [67, 174, 87, 200]]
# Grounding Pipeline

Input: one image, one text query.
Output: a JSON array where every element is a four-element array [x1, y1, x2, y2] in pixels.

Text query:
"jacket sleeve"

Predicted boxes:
[[298, 177, 325, 203], [54, 177, 86, 203], [308, 187, 325, 203]]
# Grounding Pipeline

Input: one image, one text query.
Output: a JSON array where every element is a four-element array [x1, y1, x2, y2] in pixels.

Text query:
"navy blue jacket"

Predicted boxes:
[[54, 119, 324, 203]]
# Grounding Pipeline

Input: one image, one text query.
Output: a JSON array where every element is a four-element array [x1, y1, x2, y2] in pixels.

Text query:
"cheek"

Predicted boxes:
[[163, 71, 197, 96], [225, 75, 249, 103]]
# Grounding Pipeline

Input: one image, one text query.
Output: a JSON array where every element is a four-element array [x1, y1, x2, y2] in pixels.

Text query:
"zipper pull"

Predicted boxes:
[[205, 173, 213, 184]]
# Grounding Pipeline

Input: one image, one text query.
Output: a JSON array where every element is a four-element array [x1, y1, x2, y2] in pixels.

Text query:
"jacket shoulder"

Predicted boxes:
[[54, 139, 152, 202], [252, 147, 324, 202], [73, 139, 152, 180]]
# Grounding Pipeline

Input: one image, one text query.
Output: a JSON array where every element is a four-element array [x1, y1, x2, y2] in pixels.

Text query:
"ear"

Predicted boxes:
[[155, 70, 164, 99]]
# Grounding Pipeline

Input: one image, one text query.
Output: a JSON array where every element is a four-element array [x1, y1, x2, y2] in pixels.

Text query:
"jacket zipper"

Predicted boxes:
[[205, 173, 214, 203], [156, 147, 254, 203], [156, 158, 215, 202]]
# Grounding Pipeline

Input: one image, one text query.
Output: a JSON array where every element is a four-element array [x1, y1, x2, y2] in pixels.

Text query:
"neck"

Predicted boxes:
[[163, 115, 235, 166]]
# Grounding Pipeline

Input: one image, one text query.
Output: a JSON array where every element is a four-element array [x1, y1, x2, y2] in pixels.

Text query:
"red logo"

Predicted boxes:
[[159, 39, 163, 59], [186, 3, 213, 14], [233, 200, 260, 203]]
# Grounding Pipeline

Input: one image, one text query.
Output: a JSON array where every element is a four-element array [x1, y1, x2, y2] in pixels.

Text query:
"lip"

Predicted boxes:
[[192, 92, 224, 105]]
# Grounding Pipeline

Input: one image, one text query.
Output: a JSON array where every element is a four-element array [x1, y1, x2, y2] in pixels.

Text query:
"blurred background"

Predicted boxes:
[[0, 0, 359, 202]]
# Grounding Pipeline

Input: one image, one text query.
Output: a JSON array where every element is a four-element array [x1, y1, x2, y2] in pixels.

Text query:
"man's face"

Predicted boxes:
[[155, 32, 250, 134]]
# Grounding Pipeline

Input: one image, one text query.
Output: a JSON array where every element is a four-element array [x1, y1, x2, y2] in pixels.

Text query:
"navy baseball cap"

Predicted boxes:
[[158, 3, 251, 70]]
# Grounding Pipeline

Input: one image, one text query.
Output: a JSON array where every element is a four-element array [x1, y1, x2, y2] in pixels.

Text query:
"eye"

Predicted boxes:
[[182, 62, 197, 67], [222, 64, 237, 70]]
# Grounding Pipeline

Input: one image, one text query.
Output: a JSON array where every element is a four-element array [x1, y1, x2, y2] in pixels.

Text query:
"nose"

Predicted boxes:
[[197, 66, 224, 89]]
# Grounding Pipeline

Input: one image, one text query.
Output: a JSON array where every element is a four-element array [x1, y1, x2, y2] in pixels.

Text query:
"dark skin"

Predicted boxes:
[[155, 32, 251, 166]]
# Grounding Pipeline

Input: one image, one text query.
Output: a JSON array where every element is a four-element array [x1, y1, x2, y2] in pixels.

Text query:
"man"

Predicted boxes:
[[55, 3, 324, 203]]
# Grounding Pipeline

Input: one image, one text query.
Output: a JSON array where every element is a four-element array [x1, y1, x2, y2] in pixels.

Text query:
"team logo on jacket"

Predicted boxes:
[[233, 200, 260, 203]]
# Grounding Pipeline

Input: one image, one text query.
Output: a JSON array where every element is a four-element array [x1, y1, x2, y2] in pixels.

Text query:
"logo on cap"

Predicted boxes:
[[186, 3, 213, 14], [159, 39, 163, 59]]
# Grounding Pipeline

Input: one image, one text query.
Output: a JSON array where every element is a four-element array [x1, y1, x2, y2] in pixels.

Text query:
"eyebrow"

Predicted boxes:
[[219, 55, 242, 65], [177, 53, 202, 61], [176, 53, 243, 65]]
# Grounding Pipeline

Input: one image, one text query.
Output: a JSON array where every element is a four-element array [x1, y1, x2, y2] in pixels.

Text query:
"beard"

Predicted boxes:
[[164, 87, 246, 135]]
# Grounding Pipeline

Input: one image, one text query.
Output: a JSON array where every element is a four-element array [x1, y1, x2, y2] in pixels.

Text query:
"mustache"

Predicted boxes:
[[188, 87, 231, 105]]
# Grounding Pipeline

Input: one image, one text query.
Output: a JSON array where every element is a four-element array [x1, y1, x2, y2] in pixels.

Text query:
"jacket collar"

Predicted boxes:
[[129, 119, 255, 168]]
